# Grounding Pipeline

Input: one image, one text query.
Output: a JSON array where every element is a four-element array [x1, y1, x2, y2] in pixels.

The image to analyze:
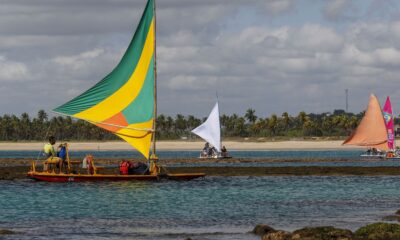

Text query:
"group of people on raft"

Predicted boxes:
[[364, 147, 400, 158], [42, 136, 148, 175], [42, 136, 231, 174], [200, 142, 229, 158]]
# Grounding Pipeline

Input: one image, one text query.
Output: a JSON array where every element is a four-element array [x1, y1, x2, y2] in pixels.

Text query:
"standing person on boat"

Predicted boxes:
[[221, 146, 228, 157]]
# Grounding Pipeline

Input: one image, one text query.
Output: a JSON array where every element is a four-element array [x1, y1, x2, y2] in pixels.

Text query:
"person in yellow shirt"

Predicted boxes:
[[44, 136, 57, 157], [43, 136, 62, 173]]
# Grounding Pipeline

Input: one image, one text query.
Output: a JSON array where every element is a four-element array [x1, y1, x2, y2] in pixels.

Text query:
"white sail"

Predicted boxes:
[[192, 102, 221, 152]]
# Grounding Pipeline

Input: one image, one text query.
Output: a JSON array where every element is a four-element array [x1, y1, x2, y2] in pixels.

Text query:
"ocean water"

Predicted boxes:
[[1, 176, 400, 239]]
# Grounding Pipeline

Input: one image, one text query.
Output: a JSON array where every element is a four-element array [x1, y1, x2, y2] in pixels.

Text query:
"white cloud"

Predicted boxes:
[[53, 48, 105, 70], [263, 0, 295, 15], [323, 0, 352, 20], [167, 75, 218, 91], [291, 24, 344, 52], [373, 47, 400, 66], [0, 56, 29, 82]]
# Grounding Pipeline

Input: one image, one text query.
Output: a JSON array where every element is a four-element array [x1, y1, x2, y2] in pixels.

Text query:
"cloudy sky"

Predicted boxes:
[[1, 0, 400, 118]]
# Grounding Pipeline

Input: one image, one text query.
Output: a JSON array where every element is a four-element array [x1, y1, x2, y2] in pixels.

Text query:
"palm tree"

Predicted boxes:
[[281, 112, 291, 130], [37, 110, 48, 122], [268, 114, 278, 136], [297, 111, 307, 127], [234, 117, 247, 137], [175, 114, 187, 136], [20, 112, 31, 140], [245, 108, 257, 124]]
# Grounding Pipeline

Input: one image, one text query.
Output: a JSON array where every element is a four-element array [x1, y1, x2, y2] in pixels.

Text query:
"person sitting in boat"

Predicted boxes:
[[57, 143, 68, 171], [119, 160, 149, 175], [43, 136, 56, 158], [43, 136, 63, 172], [366, 148, 372, 154], [129, 161, 149, 175], [221, 146, 228, 157], [372, 148, 378, 155], [208, 146, 217, 157], [387, 150, 395, 158], [395, 147, 400, 156], [201, 143, 210, 157]]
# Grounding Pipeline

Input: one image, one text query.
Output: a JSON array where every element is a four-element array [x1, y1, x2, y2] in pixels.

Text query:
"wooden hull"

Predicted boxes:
[[360, 153, 385, 160], [198, 156, 232, 159], [385, 156, 400, 160], [27, 171, 205, 182]]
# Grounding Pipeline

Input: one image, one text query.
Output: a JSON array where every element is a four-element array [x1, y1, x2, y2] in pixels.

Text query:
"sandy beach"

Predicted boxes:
[[0, 140, 361, 151]]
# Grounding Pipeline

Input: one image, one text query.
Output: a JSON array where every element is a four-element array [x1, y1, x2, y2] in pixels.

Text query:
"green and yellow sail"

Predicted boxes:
[[54, 0, 155, 159]]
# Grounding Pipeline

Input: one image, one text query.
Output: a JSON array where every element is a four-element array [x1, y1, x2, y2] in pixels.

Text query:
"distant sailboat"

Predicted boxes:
[[383, 96, 395, 150], [192, 102, 231, 159], [343, 94, 388, 159], [382, 96, 400, 159]]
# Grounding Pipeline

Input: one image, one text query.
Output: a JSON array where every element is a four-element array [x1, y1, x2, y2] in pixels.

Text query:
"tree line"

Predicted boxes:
[[0, 109, 393, 141]]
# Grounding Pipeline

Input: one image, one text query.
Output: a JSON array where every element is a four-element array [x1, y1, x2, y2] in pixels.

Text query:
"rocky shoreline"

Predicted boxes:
[[249, 209, 400, 240], [3, 157, 400, 180], [252, 222, 400, 240]]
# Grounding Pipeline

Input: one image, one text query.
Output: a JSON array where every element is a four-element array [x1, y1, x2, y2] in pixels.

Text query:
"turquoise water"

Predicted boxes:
[[1, 176, 400, 239], [4, 150, 400, 168]]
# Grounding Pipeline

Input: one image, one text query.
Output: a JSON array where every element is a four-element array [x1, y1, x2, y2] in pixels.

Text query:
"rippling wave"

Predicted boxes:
[[1, 176, 400, 239]]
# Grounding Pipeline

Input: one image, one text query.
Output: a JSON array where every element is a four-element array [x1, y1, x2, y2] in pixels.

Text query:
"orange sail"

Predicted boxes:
[[343, 94, 388, 150]]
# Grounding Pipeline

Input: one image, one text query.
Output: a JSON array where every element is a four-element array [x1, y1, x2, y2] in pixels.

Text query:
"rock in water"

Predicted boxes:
[[262, 230, 291, 240], [252, 224, 276, 236], [355, 222, 400, 240], [0, 229, 15, 235], [291, 226, 353, 240]]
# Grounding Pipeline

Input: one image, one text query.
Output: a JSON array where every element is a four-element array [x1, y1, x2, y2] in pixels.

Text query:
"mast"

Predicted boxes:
[[151, 0, 158, 158], [216, 92, 221, 150]]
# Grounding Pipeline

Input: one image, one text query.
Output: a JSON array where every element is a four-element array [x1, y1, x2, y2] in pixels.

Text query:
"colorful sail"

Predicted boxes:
[[383, 96, 395, 149], [343, 94, 388, 150], [53, 0, 155, 159], [192, 102, 221, 152]]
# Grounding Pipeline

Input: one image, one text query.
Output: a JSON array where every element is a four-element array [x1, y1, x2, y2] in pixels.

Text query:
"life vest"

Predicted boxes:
[[119, 161, 130, 175]]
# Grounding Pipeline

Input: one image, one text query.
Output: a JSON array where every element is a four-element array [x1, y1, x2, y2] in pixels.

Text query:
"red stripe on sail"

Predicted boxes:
[[96, 112, 128, 132]]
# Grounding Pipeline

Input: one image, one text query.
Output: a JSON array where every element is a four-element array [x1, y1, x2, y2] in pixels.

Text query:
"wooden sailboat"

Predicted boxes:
[[382, 96, 400, 159], [27, 0, 205, 182], [191, 102, 231, 159], [342, 94, 388, 159]]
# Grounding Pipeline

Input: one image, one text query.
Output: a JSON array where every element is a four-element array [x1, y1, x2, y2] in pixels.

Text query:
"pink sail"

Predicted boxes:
[[383, 96, 395, 149]]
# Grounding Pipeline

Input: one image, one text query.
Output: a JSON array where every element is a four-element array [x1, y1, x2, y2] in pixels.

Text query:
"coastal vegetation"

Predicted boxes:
[[0, 109, 394, 141]]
